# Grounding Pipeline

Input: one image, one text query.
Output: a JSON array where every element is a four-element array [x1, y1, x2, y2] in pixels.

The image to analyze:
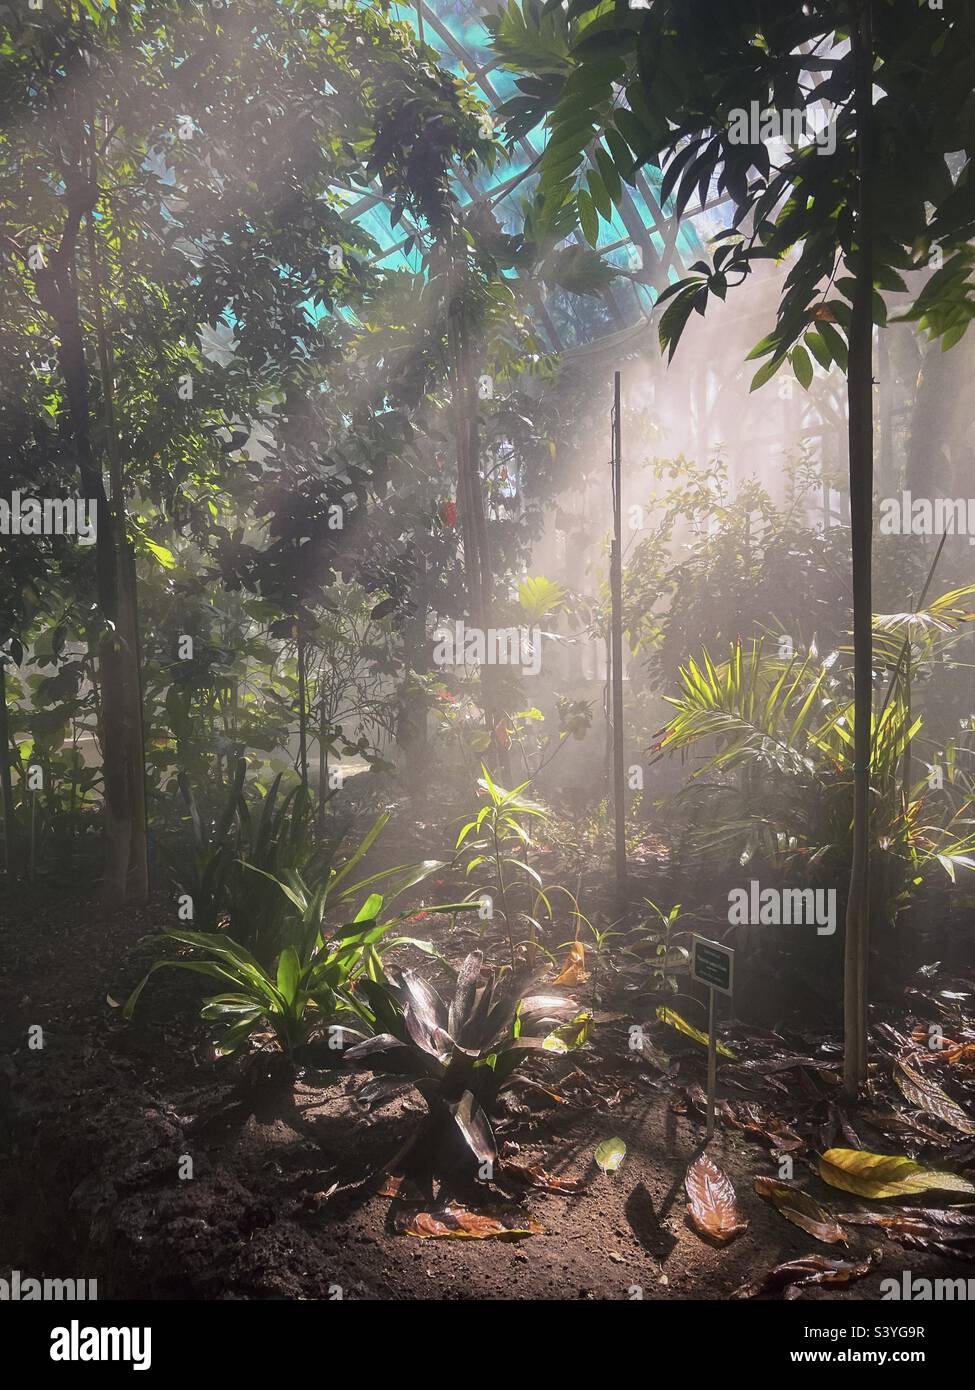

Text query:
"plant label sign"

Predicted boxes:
[[691, 935, 734, 997], [691, 936, 735, 1142]]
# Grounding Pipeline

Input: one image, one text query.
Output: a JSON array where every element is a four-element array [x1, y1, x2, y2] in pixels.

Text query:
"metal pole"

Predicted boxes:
[[610, 372, 627, 891], [706, 987, 717, 1140]]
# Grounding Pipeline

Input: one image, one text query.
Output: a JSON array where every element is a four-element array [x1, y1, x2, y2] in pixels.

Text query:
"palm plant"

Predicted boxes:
[[171, 763, 448, 967], [653, 622, 975, 927]]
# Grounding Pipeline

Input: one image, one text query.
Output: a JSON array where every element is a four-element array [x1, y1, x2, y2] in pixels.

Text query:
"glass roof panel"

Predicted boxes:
[[344, 1, 736, 351]]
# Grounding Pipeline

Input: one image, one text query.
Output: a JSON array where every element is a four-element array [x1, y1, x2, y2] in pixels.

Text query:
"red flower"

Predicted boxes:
[[441, 499, 457, 527]]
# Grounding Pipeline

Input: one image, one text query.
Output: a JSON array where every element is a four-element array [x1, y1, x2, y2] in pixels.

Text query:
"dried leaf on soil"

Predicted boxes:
[[725, 1099, 804, 1152], [882, 1205, 975, 1229], [377, 1173, 424, 1201], [685, 1154, 748, 1244], [819, 1147, 975, 1200], [894, 1057, 975, 1134], [393, 1202, 544, 1239], [753, 1176, 847, 1244], [553, 941, 589, 986], [733, 1248, 882, 1300], [303, 1182, 339, 1209], [837, 1205, 975, 1253], [499, 1158, 590, 1194]]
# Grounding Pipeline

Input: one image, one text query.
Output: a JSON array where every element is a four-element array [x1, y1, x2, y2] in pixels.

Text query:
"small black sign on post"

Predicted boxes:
[[691, 935, 735, 1140]]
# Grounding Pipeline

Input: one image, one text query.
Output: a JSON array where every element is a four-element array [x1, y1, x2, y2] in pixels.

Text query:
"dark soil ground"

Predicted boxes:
[[2, 836, 974, 1302]]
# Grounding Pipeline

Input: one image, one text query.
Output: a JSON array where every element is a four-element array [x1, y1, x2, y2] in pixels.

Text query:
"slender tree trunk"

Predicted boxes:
[[449, 300, 508, 774], [86, 119, 149, 904], [296, 633, 308, 793], [843, 0, 875, 1096], [117, 540, 149, 899], [37, 190, 133, 905], [900, 653, 912, 806], [318, 699, 328, 820], [449, 307, 486, 631], [0, 658, 19, 874]]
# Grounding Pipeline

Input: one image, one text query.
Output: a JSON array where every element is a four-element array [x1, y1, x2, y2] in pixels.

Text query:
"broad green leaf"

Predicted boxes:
[[577, 187, 599, 247]]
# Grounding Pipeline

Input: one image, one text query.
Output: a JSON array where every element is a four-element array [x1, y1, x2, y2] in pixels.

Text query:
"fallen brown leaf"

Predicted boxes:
[[377, 1173, 424, 1201], [393, 1201, 544, 1239], [499, 1158, 590, 1194], [753, 1176, 848, 1244], [733, 1248, 882, 1300], [685, 1154, 748, 1245], [895, 1057, 975, 1135]]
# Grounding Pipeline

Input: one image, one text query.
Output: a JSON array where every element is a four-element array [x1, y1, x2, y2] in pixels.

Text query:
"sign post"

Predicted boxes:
[[691, 935, 735, 1141]]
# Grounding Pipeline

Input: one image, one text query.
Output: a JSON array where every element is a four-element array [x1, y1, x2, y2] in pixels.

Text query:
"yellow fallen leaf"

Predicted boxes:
[[543, 1010, 593, 1053], [656, 1006, 735, 1059], [819, 1147, 975, 1200], [554, 940, 588, 986]]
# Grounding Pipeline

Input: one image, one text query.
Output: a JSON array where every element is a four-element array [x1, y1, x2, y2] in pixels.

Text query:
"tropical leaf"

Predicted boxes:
[[656, 1005, 736, 1058], [819, 1148, 975, 1200], [753, 1177, 848, 1244], [686, 1155, 748, 1244]]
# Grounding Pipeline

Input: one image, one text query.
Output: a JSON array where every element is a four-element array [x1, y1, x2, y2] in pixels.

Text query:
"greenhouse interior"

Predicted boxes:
[[1, 0, 975, 1339]]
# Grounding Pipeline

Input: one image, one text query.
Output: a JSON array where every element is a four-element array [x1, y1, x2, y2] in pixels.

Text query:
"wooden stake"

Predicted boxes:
[[610, 372, 627, 892]]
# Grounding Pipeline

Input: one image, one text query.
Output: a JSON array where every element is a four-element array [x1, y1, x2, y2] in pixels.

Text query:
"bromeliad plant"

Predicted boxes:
[[345, 951, 578, 1181]]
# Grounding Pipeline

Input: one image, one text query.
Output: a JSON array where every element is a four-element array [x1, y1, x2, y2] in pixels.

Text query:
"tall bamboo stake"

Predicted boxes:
[[610, 372, 627, 892]]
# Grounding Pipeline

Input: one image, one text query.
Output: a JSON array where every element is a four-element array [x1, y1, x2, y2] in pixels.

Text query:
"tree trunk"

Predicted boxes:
[[843, 0, 875, 1097], [86, 120, 149, 904], [117, 539, 149, 900], [449, 306, 486, 631], [318, 699, 328, 821], [398, 552, 430, 783], [296, 632, 309, 793], [449, 300, 508, 773], [0, 658, 19, 875], [37, 194, 134, 906]]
